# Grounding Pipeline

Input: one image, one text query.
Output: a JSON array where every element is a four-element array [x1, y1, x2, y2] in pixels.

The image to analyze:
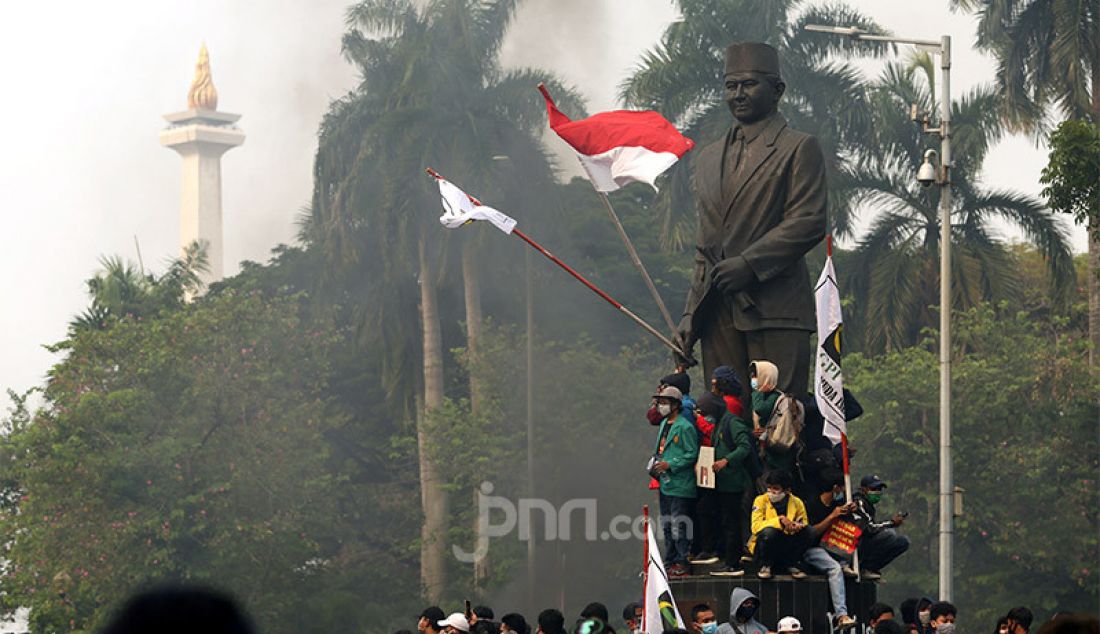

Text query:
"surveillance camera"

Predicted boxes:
[[916, 149, 938, 187]]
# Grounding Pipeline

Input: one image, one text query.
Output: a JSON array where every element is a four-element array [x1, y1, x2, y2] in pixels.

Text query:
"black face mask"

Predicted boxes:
[[736, 604, 758, 622]]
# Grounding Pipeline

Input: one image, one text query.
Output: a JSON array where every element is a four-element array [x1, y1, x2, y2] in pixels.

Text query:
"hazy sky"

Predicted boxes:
[[0, 1, 1085, 405]]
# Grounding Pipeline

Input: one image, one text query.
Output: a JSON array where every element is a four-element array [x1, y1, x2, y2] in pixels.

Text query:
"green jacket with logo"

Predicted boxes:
[[654, 412, 699, 498], [713, 411, 753, 493]]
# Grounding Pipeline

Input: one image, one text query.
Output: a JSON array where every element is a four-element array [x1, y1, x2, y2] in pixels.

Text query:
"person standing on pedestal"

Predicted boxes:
[[676, 42, 827, 400]]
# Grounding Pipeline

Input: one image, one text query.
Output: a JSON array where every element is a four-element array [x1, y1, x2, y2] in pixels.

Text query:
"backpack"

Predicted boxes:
[[761, 391, 805, 453]]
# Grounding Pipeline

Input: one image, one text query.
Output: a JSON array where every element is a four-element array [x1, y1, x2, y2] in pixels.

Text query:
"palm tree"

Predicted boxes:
[[304, 0, 580, 599], [843, 56, 1076, 351], [953, 0, 1099, 366], [71, 241, 208, 332], [620, 0, 889, 248]]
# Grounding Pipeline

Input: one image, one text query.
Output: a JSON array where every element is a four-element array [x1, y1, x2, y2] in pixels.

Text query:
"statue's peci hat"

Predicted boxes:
[[724, 42, 781, 76]]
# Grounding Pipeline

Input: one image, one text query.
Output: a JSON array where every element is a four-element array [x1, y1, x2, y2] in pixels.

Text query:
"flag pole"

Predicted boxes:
[[642, 504, 650, 631], [828, 235, 860, 581], [426, 168, 683, 355], [586, 167, 685, 355]]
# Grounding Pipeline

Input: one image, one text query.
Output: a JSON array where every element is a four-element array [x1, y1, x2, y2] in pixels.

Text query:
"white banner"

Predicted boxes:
[[643, 520, 684, 634], [814, 254, 845, 446]]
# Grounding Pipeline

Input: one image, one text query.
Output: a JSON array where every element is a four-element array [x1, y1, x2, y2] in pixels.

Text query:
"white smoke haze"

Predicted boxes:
[[0, 1, 1083, 417]]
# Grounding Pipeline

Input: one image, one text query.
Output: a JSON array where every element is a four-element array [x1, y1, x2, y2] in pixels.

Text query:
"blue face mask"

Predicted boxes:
[[834, 491, 846, 504], [750, 378, 759, 390], [702, 623, 719, 634]]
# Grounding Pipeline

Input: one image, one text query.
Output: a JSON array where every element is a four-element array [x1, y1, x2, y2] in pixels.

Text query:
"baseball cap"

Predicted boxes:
[[778, 617, 803, 632], [861, 474, 888, 489], [439, 613, 470, 632], [652, 385, 683, 401]]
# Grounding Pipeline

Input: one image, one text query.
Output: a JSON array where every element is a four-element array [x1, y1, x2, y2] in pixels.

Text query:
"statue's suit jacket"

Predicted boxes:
[[683, 113, 827, 335]]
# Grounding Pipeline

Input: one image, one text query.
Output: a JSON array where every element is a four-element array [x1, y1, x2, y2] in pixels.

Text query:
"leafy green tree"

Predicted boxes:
[[846, 303, 1099, 625], [842, 56, 1075, 351], [953, 0, 1100, 366], [304, 0, 582, 599], [0, 287, 426, 633], [1040, 119, 1100, 365], [620, 0, 888, 247]]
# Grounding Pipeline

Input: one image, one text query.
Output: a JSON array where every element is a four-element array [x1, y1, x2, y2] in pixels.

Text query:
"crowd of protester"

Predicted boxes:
[[647, 362, 910, 630], [398, 599, 1097, 634]]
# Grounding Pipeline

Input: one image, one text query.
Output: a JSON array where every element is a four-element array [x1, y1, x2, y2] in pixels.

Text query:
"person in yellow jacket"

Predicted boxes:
[[749, 470, 812, 579]]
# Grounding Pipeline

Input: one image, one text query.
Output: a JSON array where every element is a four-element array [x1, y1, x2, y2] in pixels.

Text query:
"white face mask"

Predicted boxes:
[[657, 403, 672, 417], [919, 611, 932, 626], [767, 491, 787, 504]]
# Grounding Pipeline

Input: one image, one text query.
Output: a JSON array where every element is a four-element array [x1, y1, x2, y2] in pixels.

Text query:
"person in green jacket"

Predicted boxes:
[[706, 393, 753, 577], [650, 385, 699, 576], [750, 360, 794, 475]]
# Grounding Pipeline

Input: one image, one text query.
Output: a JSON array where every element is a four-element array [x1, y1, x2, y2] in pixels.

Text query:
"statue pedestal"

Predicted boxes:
[[669, 568, 877, 634]]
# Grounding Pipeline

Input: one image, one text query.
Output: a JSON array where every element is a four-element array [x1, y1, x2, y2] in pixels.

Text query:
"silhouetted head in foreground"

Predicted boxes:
[[100, 585, 255, 634]]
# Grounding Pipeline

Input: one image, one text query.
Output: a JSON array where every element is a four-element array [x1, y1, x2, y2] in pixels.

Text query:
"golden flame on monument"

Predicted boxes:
[[187, 43, 218, 111]]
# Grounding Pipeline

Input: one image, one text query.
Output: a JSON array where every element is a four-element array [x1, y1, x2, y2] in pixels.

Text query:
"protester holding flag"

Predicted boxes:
[[799, 469, 858, 630]]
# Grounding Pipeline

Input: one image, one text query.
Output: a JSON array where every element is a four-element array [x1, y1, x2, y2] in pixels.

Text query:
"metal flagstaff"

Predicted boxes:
[[426, 168, 683, 356]]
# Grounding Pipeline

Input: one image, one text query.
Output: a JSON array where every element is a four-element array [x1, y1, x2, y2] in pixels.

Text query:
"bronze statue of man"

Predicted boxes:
[[676, 42, 827, 399]]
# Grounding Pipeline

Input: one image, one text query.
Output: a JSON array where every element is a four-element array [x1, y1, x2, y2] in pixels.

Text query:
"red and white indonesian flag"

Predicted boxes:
[[437, 177, 516, 235], [643, 520, 684, 634], [814, 253, 846, 446], [539, 84, 694, 192]]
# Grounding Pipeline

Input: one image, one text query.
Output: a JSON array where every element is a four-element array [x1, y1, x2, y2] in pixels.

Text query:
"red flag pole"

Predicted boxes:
[[426, 168, 684, 356], [642, 504, 650, 631], [828, 233, 860, 578]]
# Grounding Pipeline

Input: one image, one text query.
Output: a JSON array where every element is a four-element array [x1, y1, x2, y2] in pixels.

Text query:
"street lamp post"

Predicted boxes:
[[804, 25, 954, 601]]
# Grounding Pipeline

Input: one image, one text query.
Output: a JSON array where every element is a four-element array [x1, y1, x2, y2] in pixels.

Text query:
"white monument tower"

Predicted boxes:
[[160, 44, 244, 284]]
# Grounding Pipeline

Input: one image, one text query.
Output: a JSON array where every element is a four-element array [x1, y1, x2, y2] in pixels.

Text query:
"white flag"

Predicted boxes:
[[643, 521, 684, 634], [814, 253, 846, 446], [437, 178, 517, 234]]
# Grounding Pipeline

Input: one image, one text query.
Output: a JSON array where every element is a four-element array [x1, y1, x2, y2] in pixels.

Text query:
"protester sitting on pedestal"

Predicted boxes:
[[689, 604, 718, 634], [852, 474, 910, 579], [716, 588, 767, 634], [799, 469, 857, 629], [648, 372, 696, 425], [749, 469, 810, 579], [698, 391, 752, 578], [650, 385, 700, 576]]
